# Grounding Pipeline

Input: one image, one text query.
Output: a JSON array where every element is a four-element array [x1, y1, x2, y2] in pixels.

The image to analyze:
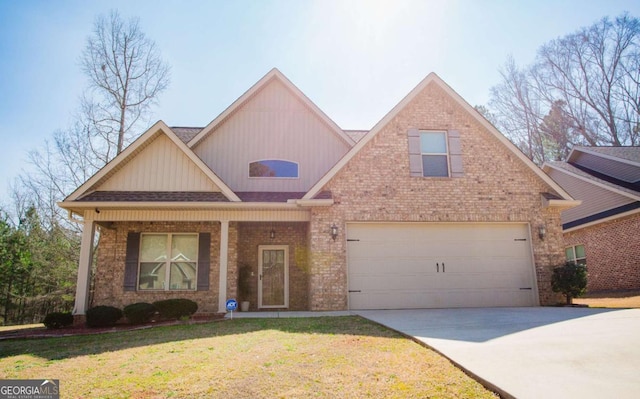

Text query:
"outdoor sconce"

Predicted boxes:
[[330, 224, 338, 241], [270, 229, 276, 240], [94, 208, 100, 214], [538, 225, 546, 240]]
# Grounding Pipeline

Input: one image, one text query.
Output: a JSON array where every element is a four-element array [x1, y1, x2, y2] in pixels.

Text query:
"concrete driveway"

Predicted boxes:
[[356, 307, 640, 399]]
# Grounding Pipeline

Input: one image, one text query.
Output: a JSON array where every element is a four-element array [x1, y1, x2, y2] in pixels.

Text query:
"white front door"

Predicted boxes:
[[258, 245, 289, 308]]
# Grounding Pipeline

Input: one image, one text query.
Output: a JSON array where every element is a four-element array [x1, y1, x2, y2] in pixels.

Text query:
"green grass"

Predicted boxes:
[[0, 317, 496, 398]]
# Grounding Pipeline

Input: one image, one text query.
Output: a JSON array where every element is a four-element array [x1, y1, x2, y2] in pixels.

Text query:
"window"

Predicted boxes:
[[249, 160, 299, 178], [138, 233, 198, 290], [420, 131, 449, 177], [565, 245, 586, 265]]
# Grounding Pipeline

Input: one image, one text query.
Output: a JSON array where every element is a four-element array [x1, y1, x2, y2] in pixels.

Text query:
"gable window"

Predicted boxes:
[[565, 245, 586, 265], [420, 131, 449, 177], [408, 129, 462, 178], [249, 160, 299, 178], [138, 233, 198, 290]]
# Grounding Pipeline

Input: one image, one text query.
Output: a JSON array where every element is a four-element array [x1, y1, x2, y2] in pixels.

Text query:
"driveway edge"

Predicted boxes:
[[357, 315, 513, 399]]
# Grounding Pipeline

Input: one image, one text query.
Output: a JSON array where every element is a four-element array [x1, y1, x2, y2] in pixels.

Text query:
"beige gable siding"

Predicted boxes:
[[547, 168, 635, 224], [193, 78, 351, 192], [100, 134, 221, 192]]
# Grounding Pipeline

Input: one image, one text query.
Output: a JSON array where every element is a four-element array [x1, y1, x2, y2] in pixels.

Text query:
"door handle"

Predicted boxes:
[[442, 262, 445, 273], [436, 263, 439, 273]]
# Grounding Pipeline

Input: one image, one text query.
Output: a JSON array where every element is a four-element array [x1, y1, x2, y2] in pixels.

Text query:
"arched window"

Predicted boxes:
[[249, 160, 299, 178]]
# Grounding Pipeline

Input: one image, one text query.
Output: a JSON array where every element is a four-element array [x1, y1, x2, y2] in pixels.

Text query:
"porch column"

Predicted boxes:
[[218, 220, 229, 313], [73, 214, 95, 315]]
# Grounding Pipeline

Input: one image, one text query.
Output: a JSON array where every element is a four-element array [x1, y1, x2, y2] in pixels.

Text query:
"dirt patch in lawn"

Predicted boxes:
[[573, 290, 640, 308], [0, 316, 497, 398]]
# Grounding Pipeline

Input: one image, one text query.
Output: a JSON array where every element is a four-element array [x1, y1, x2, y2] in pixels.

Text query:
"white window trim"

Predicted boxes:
[[565, 245, 586, 265], [138, 233, 199, 291], [420, 131, 450, 177], [248, 159, 300, 179]]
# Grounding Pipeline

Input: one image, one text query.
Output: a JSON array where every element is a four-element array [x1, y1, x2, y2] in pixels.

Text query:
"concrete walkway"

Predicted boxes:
[[355, 307, 640, 399]]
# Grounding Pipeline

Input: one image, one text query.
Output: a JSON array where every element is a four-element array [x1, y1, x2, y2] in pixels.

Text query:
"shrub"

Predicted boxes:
[[152, 299, 198, 320], [551, 262, 588, 305], [123, 302, 157, 324], [86, 305, 123, 327], [43, 312, 74, 329]]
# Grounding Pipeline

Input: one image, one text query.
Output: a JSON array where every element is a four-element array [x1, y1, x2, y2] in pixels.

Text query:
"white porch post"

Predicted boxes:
[[73, 214, 95, 315], [218, 220, 229, 313]]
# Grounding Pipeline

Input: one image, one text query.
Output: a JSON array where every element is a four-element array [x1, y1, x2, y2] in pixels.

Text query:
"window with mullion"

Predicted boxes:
[[139, 233, 198, 291], [565, 245, 586, 265], [420, 131, 449, 177]]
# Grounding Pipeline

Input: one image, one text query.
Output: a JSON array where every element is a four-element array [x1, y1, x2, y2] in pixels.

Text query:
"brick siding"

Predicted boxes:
[[308, 81, 565, 309], [237, 222, 309, 311], [93, 221, 229, 314], [564, 213, 640, 292]]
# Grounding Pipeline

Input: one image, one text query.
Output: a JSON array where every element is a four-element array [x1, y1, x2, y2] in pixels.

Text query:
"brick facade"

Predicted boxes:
[[237, 222, 309, 311], [93, 221, 231, 314], [564, 213, 640, 292], [308, 81, 565, 310], [92, 221, 309, 313]]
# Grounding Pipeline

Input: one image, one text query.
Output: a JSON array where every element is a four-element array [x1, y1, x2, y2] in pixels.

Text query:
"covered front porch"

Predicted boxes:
[[71, 207, 313, 315]]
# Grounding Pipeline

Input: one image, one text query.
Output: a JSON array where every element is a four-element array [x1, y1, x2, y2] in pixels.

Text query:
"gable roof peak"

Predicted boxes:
[[304, 70, 574, 202], [188, 68, 355, 148], [60, 121, 240, 204]]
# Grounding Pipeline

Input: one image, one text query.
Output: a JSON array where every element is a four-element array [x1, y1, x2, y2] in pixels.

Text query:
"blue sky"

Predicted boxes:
[[1, 0, 639, 205]]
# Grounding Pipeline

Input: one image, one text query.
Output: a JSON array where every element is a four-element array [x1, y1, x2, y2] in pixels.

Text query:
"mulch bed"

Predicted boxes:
[[0, 314, 225, 341]]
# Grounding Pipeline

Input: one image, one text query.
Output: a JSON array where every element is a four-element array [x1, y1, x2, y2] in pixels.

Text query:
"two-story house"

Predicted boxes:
[[59, 69, 578, 316]]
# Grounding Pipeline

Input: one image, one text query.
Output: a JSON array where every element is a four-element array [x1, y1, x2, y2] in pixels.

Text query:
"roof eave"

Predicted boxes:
[[58, 200, 303, 213]]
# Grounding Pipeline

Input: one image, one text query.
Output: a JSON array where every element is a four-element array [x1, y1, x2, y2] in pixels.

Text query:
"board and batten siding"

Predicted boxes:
[[193, 78, 351, 192], [547, 168, 635, 224], [100, 134, 221, 192]]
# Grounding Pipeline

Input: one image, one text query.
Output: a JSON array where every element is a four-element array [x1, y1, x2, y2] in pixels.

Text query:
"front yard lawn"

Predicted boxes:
[[573, 290, 640, 308], [0, 316, 496, 398]]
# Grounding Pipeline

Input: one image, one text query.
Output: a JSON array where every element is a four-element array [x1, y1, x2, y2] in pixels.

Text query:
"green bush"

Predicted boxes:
[[551, 262, 588, 305], [123, 302, 157, 324], [43, 312, 74, 329], [86, 305, 123, 327], [152, 299, 198, 320]]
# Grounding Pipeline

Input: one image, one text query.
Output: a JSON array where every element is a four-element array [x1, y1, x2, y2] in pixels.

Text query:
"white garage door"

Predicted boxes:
[[347, 223, 538, 309]]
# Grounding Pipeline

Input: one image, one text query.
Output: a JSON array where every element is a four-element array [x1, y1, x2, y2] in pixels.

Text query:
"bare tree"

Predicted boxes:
[[81, 10, 170, 155], [490, 57, 547, 164], [9, 10, 170, 230], [489, 13, 640, 163]]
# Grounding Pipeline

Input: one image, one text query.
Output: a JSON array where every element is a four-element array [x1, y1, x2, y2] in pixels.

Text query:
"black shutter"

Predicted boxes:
[[124, 232, 140, 291], [448, 130, 463, 177], [197, 233, 211, 291], [407, 128, 423, 177]]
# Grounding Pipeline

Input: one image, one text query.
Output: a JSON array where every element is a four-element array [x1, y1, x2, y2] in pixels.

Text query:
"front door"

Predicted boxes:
[[258, 245, 289, 308]]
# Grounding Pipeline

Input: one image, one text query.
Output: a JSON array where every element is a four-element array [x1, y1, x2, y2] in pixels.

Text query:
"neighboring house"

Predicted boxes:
[[544, 147, 640, 292], [59, 68, 579, 315]]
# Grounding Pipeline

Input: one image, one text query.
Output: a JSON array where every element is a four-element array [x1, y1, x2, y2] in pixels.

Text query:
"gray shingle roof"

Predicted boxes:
[[76, 190, 333, 203], [575, 146, 640, 163], [171, 127, 203, 144], [547, 161, 640, 196], [77, 191, 230, 202]]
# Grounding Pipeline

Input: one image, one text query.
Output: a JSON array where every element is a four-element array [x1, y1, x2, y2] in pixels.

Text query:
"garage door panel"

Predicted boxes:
[[347, 223, 537, 309]]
